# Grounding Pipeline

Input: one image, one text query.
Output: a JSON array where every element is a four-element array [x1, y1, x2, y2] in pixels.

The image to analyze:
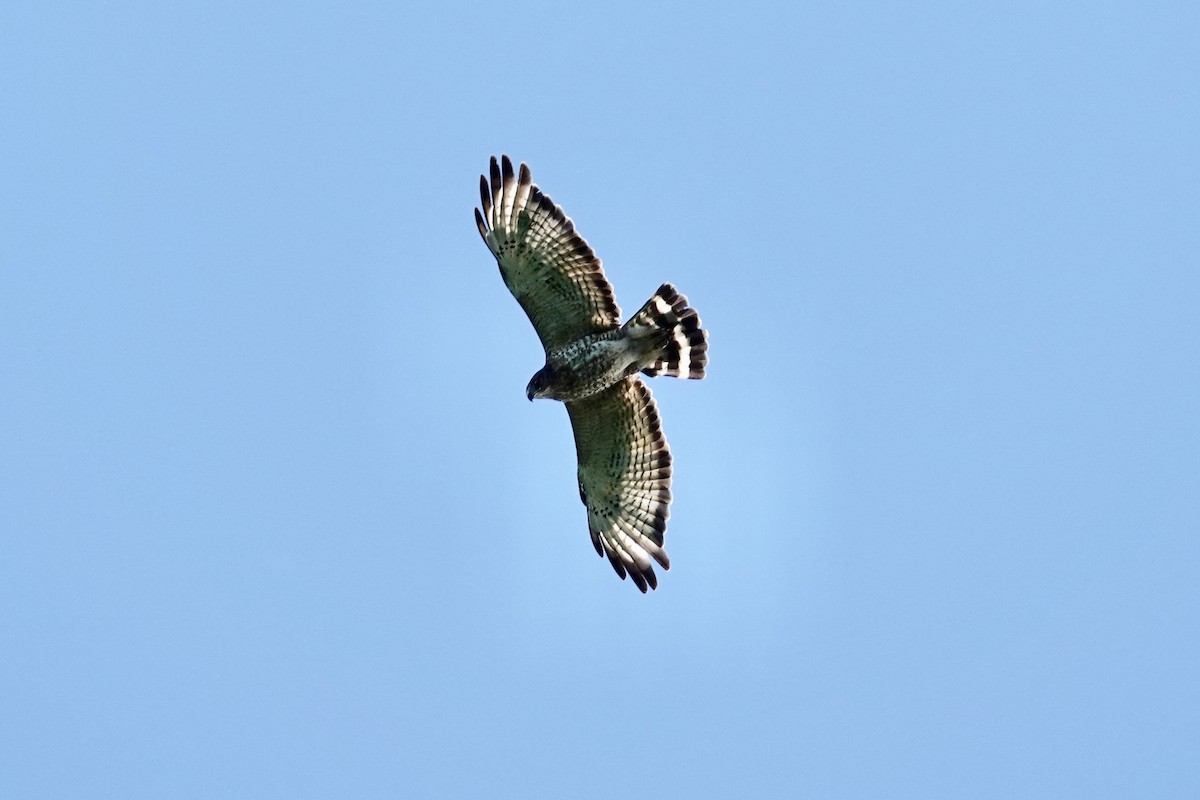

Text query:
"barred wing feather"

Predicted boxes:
[[565, 376, 672, 592], [475, 155, 620, 352]]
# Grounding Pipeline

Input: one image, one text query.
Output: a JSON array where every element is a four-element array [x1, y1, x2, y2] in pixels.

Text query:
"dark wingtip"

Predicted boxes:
[[606, 549, 627, 580], [644, 568, 658, 591], [479, 174, 491, 217], [630, 569, 649, 593], [474, 207, 488, 241], [489, 157, 501, 196]]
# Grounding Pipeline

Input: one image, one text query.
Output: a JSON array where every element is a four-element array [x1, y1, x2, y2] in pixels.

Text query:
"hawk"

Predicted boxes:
[[474, 155, 708, 592]]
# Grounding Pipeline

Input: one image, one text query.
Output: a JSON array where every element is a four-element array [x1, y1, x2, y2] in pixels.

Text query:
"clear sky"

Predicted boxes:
[[3, 2, 1198, 797]]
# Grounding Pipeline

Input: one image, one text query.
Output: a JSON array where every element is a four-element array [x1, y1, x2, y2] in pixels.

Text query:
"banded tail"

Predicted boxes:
[[624, 283, 709, 380]]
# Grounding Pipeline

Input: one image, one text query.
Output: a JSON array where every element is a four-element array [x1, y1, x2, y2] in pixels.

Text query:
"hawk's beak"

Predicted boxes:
[[526, 389, 535, 402]]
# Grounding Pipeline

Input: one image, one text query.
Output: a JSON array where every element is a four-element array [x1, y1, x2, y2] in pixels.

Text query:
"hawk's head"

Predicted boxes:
[[526, 367, 552, 401]]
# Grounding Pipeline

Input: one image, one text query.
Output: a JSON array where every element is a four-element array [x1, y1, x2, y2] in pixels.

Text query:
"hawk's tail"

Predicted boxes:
[[625, 283, 708, 380]]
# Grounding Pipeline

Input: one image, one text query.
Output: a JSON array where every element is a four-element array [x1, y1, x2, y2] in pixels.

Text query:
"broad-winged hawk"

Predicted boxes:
[[475, 156, 708, 592]]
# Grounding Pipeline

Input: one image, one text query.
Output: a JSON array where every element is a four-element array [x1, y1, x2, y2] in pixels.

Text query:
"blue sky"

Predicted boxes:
[[3, 1, 1198, 797]]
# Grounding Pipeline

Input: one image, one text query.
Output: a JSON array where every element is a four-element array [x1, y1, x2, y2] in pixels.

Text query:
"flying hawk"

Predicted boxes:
[[474, 155, 708, 592]]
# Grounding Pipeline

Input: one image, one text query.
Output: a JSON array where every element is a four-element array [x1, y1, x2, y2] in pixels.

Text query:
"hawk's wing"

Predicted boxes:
[[475, 155, 621, 352], [565, 376, 672, 592]]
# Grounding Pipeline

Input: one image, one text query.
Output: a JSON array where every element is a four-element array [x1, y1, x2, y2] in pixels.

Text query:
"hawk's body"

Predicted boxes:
[[537, 330, 636, 402], [474, 156, 708, 592]]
